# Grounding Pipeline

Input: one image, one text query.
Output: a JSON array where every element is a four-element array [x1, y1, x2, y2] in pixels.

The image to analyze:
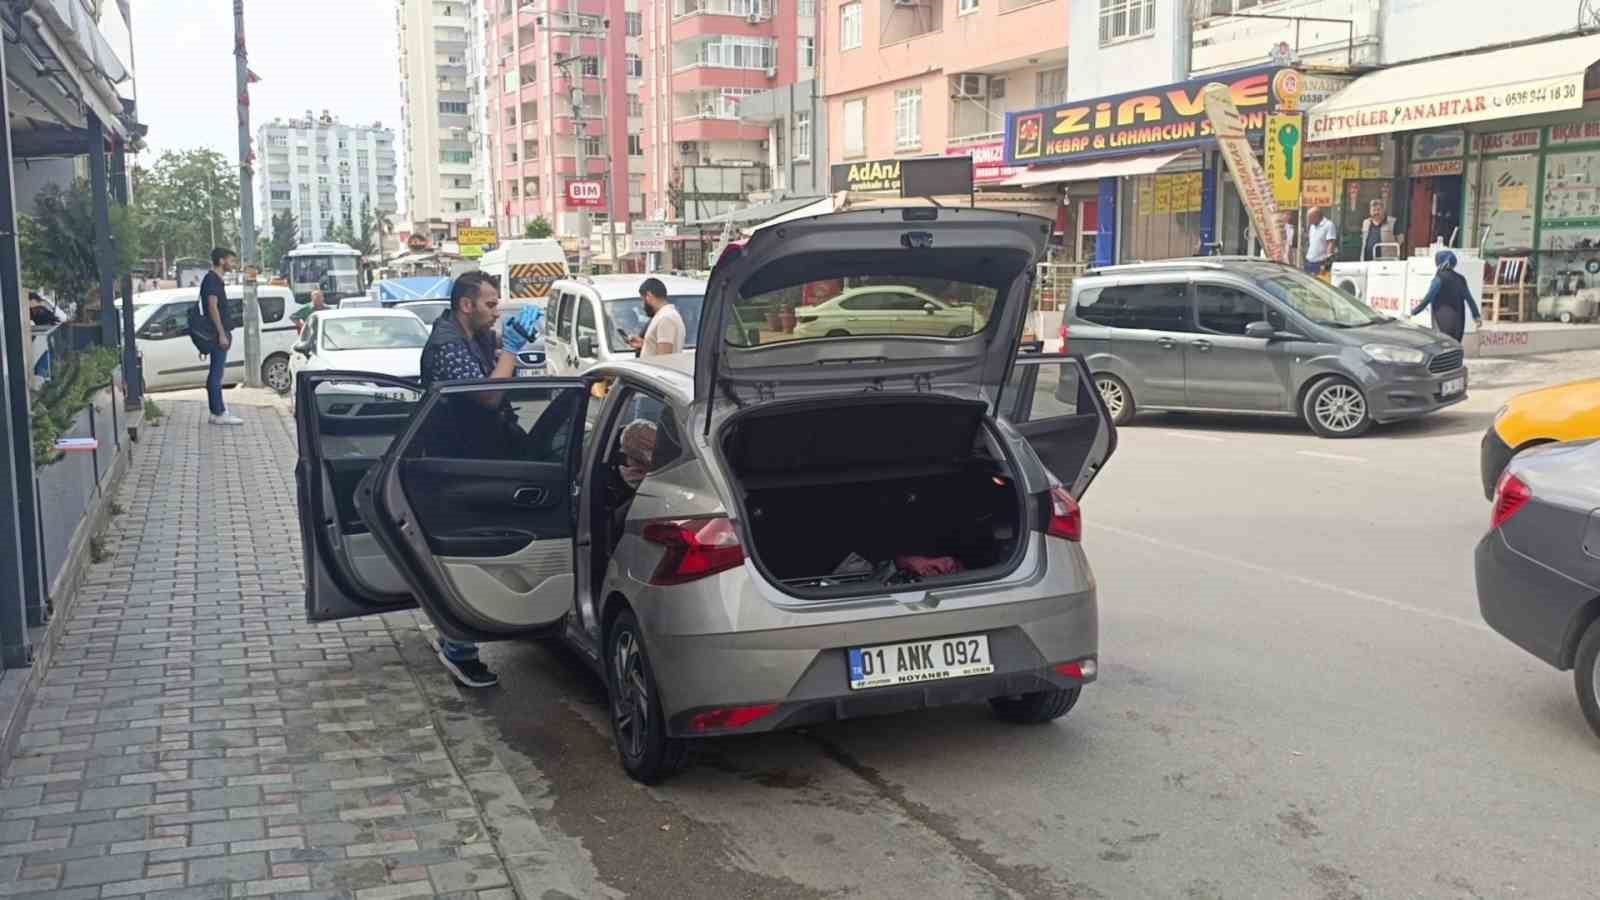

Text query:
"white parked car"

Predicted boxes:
[[287, 309, 430, 408], [127, 286, 301, 394], [791, 286, 982, 340]]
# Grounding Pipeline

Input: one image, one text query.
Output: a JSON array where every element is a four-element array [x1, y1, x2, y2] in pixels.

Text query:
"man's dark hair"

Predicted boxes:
[[210, 247, 236, 267], [450, 270, 499, 311], [639, 277, 667, 299]]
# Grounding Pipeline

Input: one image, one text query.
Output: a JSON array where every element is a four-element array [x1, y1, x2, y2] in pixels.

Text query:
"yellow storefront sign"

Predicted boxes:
[[1265, 113, 1303, 207], [458, 227, 498, 247]]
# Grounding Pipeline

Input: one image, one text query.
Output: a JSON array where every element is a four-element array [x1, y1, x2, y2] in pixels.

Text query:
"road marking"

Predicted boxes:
[[1296, 450, 1368, 463], [1096, 523, 1492, 634], [1161, 431, 1225, 442]]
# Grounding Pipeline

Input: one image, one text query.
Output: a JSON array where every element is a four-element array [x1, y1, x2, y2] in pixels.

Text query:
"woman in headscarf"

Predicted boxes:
[[1410, 250, 1481, 342]]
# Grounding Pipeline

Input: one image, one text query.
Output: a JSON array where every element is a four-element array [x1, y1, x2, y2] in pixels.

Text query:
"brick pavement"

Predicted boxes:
[[0, 397, 569, 899]]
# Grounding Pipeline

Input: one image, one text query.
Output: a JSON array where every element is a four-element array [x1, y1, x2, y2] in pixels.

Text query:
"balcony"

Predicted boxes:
[[674, 118, 768, 142], [674, 0, 771, 19], [672, 35, 776, 73], [1189, 0, 1380, 74]]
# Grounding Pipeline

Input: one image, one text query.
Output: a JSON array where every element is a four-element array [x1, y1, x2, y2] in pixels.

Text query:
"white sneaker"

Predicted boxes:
[[209, 413, 244, 426]]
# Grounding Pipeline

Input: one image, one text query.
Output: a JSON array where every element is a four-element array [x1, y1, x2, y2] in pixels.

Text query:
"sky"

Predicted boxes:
[[118, 0, 408, 217]]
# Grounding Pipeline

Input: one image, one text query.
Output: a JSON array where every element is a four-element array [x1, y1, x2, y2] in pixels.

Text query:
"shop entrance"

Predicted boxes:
[[1408, 175, 1464, 249]]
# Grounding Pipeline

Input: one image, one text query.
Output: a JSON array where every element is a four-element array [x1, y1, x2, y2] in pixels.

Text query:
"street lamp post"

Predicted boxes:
[[233, 0, 262, 387]]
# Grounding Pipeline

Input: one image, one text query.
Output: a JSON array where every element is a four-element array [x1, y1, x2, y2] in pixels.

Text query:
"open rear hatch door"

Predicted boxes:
[[694, 207, 1054, 424]]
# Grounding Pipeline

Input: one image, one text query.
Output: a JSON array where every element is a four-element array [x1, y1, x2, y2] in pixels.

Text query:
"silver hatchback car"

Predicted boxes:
[[294, 208, 1116, 782], [1066, 258, 1469, 437]]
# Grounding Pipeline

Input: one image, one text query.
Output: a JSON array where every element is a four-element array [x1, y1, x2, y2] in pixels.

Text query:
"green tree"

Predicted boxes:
[[20, 180, 141, 322], [327, 198, 387, 258], [524, 216, 553, 239], [260, 210, 299, 271], [131, 148, 240, 267]]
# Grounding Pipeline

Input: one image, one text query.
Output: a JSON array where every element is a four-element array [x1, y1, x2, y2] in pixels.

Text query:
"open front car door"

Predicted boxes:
[[296, 372, 590, 640], [1001, 354, 1117, 498]]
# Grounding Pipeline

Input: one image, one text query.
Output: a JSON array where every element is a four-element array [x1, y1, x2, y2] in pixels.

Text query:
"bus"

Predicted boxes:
[[277, 242, 363, 304]]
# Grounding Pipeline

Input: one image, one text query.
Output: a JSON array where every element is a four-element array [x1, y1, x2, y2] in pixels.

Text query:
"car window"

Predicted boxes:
[[1118, 282, 1191, 332], [321, 316, 429, 351], [556, 291, 576, 340], [412, 383, 587, 463], [1195, 283, 1269, 336], [1256, 267, 1384, 327], [1073, 286, 1120, 327], [733, 277, 993, 347], [139, 301, 192, 340], [606, 388, 685, 487], [839, 293, 889, 311], [310, 378, 424, 533], [604, 295, 703, 353], [575, 297, 598, 356], [259, 294, 286, 324]]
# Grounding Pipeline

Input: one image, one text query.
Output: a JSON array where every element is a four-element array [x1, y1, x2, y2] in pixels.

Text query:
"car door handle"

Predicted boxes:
[[1156, 337, 1178, 349], [512, 486, 548, 506], [1191, 339, 1212, 352]]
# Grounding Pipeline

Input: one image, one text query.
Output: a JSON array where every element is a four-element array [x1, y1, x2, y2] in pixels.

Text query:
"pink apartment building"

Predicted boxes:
[[482, 0, 641, 244], [821, 0, 1067, 183], [641, 0, 816, 224]]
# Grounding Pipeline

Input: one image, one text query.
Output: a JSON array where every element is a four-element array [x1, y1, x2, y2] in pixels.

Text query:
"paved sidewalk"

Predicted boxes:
[[0, 397, 566, 899]]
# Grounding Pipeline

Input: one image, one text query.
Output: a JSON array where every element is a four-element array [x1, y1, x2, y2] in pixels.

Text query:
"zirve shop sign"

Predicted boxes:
[[1005, 66, 1284, 167]]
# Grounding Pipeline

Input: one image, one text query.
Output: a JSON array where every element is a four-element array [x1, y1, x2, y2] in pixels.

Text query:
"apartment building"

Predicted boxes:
[[641, 0, 817, 223], [820, 0, 1066, 185], [398, 0, 485, 231], [481, 0, 636, 243], [257, 113, 399, 244]]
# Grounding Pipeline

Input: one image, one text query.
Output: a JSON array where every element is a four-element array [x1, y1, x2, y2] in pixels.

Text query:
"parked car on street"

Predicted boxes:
[[287, 309, 429, 411], [790, 286, 980, 339], [1066, 257, 1468, 437], [543, 274, 706, 375], [293, 208, 1116, 783], [1480, 377, 1600, 499], [1475, 439, 1600, 740], [127, 286, 301, 394]]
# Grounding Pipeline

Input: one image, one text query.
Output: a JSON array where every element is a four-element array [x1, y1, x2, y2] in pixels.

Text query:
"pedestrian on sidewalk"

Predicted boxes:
[[625, 277, 685, 358], [417, 271, 540, 688], [195, 247, 242, 426], [1411, 250, 1482, 342], [1303, 207, 1338, 276]]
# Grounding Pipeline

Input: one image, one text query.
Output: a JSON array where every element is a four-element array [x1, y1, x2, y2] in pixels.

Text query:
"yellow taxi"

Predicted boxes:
[[1481, 377, 1600, 498]]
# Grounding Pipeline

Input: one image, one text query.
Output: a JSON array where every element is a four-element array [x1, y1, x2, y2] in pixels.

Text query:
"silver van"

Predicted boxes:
[[1065, 258, 1468, 437]]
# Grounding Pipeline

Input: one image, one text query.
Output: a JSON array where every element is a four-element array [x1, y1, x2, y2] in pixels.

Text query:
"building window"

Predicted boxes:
[[799, 36, 815, 68], [844, 98, 865, 157], [894, 88, 921, 150], [581, 136, 603, 157], [626, 11, 642, 34], [840, 2, 862, 50], [270, 190, 291, 200], [441, 150, 474, 164], [793, 110, 811, 160], [1203, 0, 1261, 14], [580, 56, 601, 77], [959, 0, 978, 12], [798, 0, 815, 16], [1098, 0, 1156, 45], [626, 54, 643, 77], [439, 101, 469, 115], [1036, 66, 1067, 106], [629, 133, 644, 156], [628, 94, 644, 117]]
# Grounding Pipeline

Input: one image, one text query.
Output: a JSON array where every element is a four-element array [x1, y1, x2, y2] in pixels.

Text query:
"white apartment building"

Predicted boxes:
[[257, 112, 399, 244], [398, 0, 485, 229]]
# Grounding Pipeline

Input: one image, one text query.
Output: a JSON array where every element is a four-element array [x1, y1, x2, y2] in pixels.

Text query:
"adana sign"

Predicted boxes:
[[565, 179, 604, 208], [830, 157, 974, 197], [1204, 82, 1286, 264], [1005, 66, 1284, 166]]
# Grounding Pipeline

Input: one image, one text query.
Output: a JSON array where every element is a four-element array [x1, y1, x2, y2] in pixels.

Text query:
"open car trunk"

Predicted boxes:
[[720, 396, 1027, 595]]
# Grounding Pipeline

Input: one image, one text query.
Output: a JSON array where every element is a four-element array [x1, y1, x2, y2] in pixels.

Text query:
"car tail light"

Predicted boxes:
[[1491, 472, 1531, 530], [688, 703, 779, 733], [1054, 658, 1097, 680], [642, 517, 745, 585], [1045, 487, 1081, 542], [1059, 321, 1070, 354]]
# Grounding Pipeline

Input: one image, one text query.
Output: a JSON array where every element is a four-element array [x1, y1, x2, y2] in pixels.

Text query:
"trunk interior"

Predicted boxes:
[[720, 397, 1026, 593]]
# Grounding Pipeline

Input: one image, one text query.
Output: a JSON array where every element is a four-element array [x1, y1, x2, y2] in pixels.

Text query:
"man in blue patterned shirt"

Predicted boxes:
[[417, 271, 534, 688]]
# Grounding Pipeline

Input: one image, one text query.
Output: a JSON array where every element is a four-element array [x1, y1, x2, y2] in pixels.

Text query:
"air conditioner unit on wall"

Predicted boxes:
[[954, 73, 987, 100]]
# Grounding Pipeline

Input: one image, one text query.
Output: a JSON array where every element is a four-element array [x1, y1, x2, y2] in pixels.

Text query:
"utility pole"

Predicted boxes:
[[234, 0, 262, 387]]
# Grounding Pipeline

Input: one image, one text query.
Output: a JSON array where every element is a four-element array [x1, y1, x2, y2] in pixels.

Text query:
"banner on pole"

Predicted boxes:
[[1204, 82, 1286, 263]]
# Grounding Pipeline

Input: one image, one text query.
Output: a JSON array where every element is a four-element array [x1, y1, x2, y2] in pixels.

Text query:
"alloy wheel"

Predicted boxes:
[[611, 630, 649, 761], [1095, 376, 1126, 419], [1314, 383, 1366, 433]]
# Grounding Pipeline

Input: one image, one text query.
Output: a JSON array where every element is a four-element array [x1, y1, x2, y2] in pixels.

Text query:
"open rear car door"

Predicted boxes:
[[296, 372, 590, 640], [1000, 354, 1117, 498]]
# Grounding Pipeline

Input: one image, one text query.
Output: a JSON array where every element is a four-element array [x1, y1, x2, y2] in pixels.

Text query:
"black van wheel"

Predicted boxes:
[[607, 611, 688, 784], [991, 687, 1081, 724], [1303, 376, 1372, 438], [1575, 619, 1600, 741], [1094, 374, 1134, 426]]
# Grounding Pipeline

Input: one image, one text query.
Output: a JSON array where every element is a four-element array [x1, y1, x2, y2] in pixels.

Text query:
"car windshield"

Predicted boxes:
[[1256, 268, 1386, 327], [321, 316, 429, 351], [401, 302, 450, 326], [291, 255, 359, 285], [604, 295, 704, 352], [728, 276, 997, 346]]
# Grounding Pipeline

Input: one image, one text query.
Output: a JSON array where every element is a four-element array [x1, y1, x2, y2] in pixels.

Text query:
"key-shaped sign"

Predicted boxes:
[[1277, 122, 1301, 179]]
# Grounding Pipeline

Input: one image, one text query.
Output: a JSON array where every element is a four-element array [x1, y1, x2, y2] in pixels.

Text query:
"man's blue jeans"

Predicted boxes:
[[439, 638, 479, 662], [205, 344, 229, 415]]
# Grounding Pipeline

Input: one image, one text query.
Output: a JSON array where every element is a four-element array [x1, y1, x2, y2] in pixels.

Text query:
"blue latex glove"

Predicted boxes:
[[502, 306, 543, 354]]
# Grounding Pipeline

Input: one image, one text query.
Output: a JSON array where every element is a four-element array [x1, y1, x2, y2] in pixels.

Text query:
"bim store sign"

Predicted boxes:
[[1005, 66, 1284, 166]]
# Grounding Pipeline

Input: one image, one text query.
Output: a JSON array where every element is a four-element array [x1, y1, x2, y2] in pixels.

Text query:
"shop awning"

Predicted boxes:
[[1000, 149, 1194, 188], [1307, 33, 1600, 143]]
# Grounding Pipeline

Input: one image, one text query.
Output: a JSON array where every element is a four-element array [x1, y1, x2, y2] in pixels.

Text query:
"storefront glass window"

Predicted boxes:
[[1121, 168, 1206, 262]]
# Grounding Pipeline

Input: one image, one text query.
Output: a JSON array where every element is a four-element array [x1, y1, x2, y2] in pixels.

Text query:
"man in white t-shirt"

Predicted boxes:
[[1303, 207, 1339, 275], [627, 277, 686, 357]]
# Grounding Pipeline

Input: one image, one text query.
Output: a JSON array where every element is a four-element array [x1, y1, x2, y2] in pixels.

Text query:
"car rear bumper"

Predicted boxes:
[[1480, 425, 1514, 500], [1368, 367, 1467, 423], [1475, 529, 1593, 670]]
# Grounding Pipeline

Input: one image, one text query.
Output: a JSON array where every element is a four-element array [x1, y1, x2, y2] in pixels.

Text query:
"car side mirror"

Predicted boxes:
[[923, 302, 939, 315], [576, 334, 596, 357], [1245, 321, 1276, 339]]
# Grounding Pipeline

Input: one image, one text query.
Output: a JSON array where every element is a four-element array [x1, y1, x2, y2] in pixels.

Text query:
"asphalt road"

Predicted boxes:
[[431, 355, 1600, 900]]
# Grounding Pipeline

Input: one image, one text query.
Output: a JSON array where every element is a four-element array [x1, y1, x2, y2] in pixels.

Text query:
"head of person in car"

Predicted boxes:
[[618, 419, 658, 488]]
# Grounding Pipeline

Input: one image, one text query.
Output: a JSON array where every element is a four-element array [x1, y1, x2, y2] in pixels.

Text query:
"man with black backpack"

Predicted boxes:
[[189, 247, 242, 426]]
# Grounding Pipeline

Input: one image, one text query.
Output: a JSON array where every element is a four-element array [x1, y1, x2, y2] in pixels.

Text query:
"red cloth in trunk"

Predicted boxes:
[[895, 555, 962, 578]]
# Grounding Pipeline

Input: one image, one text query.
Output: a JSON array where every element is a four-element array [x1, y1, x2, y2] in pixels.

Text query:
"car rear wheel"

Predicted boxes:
[[1094, 374, 1134, 426], [1303, 376, 1372, 438], [990, 686, 1081, 724], [1575, 619, 1600, 741], [263, 353, 292, 395], [607, 610, 687, 784]]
